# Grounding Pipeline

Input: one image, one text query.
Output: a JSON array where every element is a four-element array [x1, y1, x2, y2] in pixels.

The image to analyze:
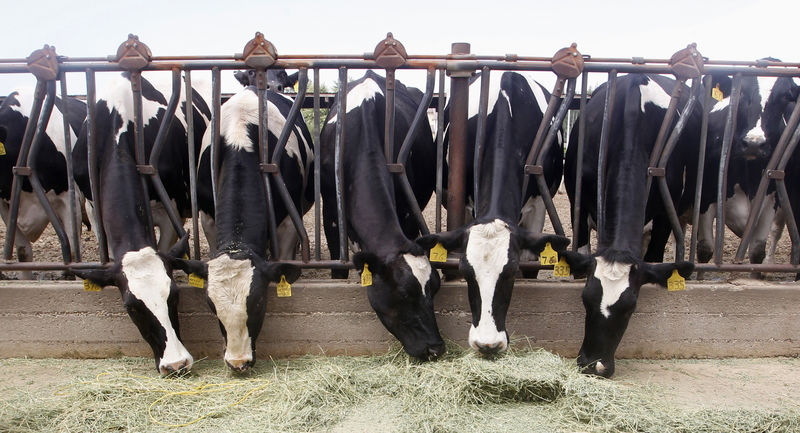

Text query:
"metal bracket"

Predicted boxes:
[[669, 43, 704, 80], [768, 169, 785, 180], [648, 167, 666, 177], [524, 165, 543, 175], [243, 32, 277, 69], [27, 45, 59, 81], [261, 163, 278, 173], [12, 166, 32, 176], [116, 34, 152, 71], [551, 43, 584, 79], [373, 32, 407, 69], [387, 164, 405, 173], [136, 165, 155, 175]]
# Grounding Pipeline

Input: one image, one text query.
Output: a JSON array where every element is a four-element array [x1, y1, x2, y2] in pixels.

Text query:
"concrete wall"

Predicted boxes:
[[1, 279, 799, 360]]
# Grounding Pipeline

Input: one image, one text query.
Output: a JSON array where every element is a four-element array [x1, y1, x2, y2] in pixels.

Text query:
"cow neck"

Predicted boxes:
[[101, 145, 153, 258], [214, 145, 268, 257]]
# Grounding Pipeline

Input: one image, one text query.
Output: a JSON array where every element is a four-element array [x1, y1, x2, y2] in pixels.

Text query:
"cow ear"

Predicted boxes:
[[352, 252, 389, 279], [519, 232, 570, 255], [416, 228, 466, 252], [166, 231, 191, 260], [285, 71, 299, 88], [172, 259, 208, 279], [639, 261, 694, 287], [257, 260, 301, 284], [71, 266, 120, 288], [708, 73, 733, 98], [559, 251, 593, 279]]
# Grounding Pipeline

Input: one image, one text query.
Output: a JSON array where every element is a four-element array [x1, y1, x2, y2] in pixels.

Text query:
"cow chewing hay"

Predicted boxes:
[[1, 345, 798, 432]]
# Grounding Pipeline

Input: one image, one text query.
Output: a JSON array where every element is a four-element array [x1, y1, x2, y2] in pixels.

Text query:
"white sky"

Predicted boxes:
[[1, 0, 797, 95]]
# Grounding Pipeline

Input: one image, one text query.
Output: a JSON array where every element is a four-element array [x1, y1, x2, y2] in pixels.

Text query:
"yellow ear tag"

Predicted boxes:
[[429, 242, 447, 263], [539, 242, 558, 266], [0, 142, 5, 156], [553, 256, 571, 277], [83, 280, 102, 292], [712, 83, 724, 102], [361, 264, 373, 287], [188, 273, 205, 288], [276, 275, 292, 297], [667, 269, 686, 292]]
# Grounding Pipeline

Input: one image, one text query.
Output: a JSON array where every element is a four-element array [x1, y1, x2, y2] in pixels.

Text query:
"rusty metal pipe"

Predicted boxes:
[[256, 69, 279, 258], [520, 77, 565, 204], [715, 74, 742, 264], [313, 68, 322, 260], [335, 67, 348, 262], [572, 71, 589, 251], [384, 68, 396, 169], [774, 179, 800, 265], [446, 43, 472, 231], [85, 69, 108, 263], [435, 69, 446, 234], [59, 72, 81, 262], [184, 70, 201, 259], [690, 75, 714, 263]]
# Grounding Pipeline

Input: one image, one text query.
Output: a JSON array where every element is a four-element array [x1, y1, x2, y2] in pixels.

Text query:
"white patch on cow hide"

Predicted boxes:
[[594, 256, 632, 319], [326, 78, 384, 125], [742, 76, 779, 146], [402, 253, 431, 296], [525, 77, 550, 115], [711, 97, 730, 113], [499, 90, 513, 117], [743, 118, 767, 145], [121, 247, 192, 369], [467, 73, 502, 119], [465, 219, 510, 351], [10, 88, 74, 157], [207, 254, 255, 364], [757, 76, 778, 113], [639, 79, 671, 112]]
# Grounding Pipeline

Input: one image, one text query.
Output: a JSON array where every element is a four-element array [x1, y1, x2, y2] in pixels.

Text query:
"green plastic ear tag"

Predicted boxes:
[[429, 242, 447, 263], [553, 256, 571, 278], [188, 273, 205, 288], [0, 142, 5, 156], [667, 269, 686, 292], [539, 242, 558, 266], [276, 275, 292, 297], [83, 280, 102, 292], [361, 264, 373, 287], [712, 83, 724, 102]]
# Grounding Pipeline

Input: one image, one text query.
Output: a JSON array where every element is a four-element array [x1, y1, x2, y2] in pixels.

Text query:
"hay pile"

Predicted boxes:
[[2, 344, 798, 432]]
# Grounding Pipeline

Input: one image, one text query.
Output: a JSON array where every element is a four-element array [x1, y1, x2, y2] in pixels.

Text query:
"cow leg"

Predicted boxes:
[[746, 193, 779, 279], [766, 207, 784, 265], [200, 211, 217, 256], [519, 196, 546, 278], [0, 199, 35, 279], [643, 216, 672, 263], [322, 197, 348, 279], [276, 216, 299, 260]]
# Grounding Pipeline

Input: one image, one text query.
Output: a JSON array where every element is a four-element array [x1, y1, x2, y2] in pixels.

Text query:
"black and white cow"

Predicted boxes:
[[233, 69, 298, 93], [176, 82, 311, 372], [71, 72, 210, 375], [417, 71, 569, 354], [563, 74, 694, 377], [0, 90, 86, 277], [320, 70, 445, 360]]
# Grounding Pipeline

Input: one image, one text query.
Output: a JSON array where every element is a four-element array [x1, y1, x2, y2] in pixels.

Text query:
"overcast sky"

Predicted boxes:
[[1, 0, 797, 94]]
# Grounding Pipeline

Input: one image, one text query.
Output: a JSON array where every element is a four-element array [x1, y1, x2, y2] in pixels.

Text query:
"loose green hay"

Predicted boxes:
[[1, 344, 798, 433]]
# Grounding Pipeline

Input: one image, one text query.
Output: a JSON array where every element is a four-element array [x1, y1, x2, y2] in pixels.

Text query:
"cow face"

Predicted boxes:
[[175, 253, 300, 372], [233, 69, 299, 93], [73, 240, 193, 376], [562, 251, 693, 378], [418, 219, 569, 355], [352, 250, 445, 360]]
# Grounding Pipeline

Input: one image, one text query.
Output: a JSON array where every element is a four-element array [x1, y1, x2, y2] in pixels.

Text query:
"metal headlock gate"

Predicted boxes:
[[2, 33, 800, 276]]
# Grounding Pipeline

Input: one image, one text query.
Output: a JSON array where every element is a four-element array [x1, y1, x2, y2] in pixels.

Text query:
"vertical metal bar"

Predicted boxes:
[[446, 42, 471, 230], [257, 69, 279, 258], [657, 177, 684, 261], [384, 69, 396, 166], [645, 78, 686, 196], [690, 75, 713, 263], [775, 180, 800, 265], [210, 67, 221, 208], [335, 67, 348, 262], [572, 71, 589, 251], [129, 71, 156, 246], [715, 73, 742, 265], [596, 70, 618, 235], [313, 67, 322, 260], [3, 80, 46, 260], [184, 70, 200, 260], [59, 71, 80, 262], [85, 69, 108, 263], [435, 68, 445, 233], [472, 67, 491, 209]]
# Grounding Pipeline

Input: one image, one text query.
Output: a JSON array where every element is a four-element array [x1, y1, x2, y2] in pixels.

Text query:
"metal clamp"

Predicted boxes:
[[669, 43, 704, 80], [27, 45, 59, 81], [767, 169, 786, 180], [648, 167, 666, 177], [524, 165, 543, 175], [260, 163, 279, 173], [551, 43, 584, 79], [387, 163, 405, 173], [116, 34, 152, 71], [12, 166, 32, 176], [373, 32, 407, 69], [136, 165, 155, 175], [243, 32, 277, 69]]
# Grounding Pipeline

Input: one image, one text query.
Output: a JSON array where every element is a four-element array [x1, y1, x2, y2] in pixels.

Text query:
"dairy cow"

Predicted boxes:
[[563, 74, 694, 377], [0, 90, 86, 277], [71, 72, 210, 375], [233, 69, 298, 93], [176, 83, 311, 372], [320, 70, 444, 360], [418, 71, 569, 354]]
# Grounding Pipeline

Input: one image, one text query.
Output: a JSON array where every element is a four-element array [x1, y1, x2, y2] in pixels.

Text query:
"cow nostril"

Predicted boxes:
[[476, 341, 503, 355], [427, 344, 446, 360], [160, 359, 191, 377]]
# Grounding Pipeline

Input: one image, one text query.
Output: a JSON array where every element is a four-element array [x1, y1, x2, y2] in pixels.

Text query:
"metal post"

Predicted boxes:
[[59, 71, 81, 262], [313, 67, 322, 260], [256, 68, 279, 258], [185, 70, 200, 260], [572, 71, 589, 251], [715, 74, 742, 265], [334, 67, 349, 262], [85, 69, 108, 263], [435, 68, 446, 233], [446, 42, 471, 231], [690, 75, 714, 263]]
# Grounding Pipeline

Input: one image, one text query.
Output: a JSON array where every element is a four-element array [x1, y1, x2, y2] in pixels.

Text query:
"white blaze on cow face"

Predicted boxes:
[[465, 219, 511, 351], [639, 79, 671, 112], [402, 253, 431, 296], [121, 247, 193, 371], [326, 78, 383, 124], [594, 257, 633, 318], [207, 254, 256, 365]]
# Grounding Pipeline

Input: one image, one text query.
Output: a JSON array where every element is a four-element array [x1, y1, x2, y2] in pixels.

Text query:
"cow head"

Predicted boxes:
[[710, 64, 800, 161], [561, 250, 693, 378], [233, 69, 299, 93], [418, 218, 570, 355], [175, 251, 300, 372], [352, 246, 445, 360], [72, 234, 193, 376]]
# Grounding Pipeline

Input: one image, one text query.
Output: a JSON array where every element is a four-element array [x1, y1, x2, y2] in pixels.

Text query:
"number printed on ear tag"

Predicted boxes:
[[83, 280, 102, 292], [429, 243, 447, 263], [277, 275, 292, 297], [539, 242, 558, 266], [553, 257, 571, 278], [188, 273, 205, 288], [667, 269, 686, 292], [361, 264, 373, 287]]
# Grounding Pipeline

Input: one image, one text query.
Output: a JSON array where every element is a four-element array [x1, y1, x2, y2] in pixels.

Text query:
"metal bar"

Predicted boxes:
[[775, 179, 800, 265], [184, 70, 200, 260], [85, 69, 108, 263], [210, 67, 221, 208], [572, 71, 589, 251], [446, 43, 471, 230], [59, 71, 81, 262], [644, 78, 686, 195], [596, 70, 618, 235], [435, 68, 446, 233], [472, 67, 491, 209], [313, 67, 322, 261], [715, 74, 743, 265], [657, 176, 684, 261], [384, 68, 396, 167], [129, 71, 156, 246], [257, 69, 279, 258], [690, 75, 714, 263], [3, 80, 45, 260], [521, 77, 565, 204], [335, 67, 349, 262]]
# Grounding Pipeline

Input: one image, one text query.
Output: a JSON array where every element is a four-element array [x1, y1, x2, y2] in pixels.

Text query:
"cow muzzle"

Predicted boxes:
[[469, 326, 508, 355], [159, 357, 192, 376], [578, 353, 615, 378], [225, 358, 255, 372]]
